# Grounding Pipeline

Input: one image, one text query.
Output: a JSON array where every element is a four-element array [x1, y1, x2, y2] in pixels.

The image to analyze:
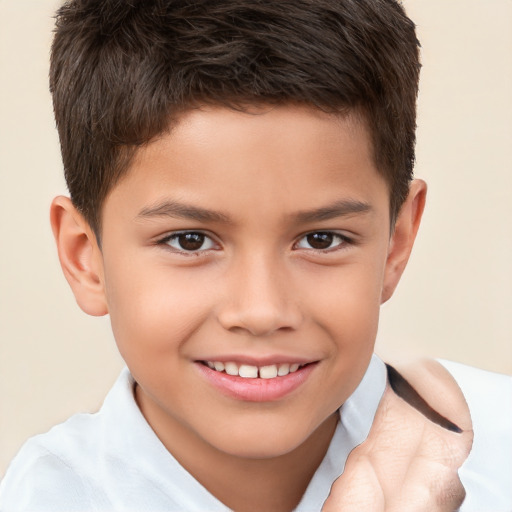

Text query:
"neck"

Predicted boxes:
[[190, 415, 338, 512], [136, 385, 338, 512]]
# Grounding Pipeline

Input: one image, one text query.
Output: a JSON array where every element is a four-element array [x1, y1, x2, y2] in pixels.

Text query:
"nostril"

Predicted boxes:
[[217, 302, 303, 337]]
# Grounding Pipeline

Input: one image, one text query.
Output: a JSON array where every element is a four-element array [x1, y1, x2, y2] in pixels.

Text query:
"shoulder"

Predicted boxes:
[[438, 360, 512, 512], [438, 359, 512, 412], [0, 413, 110, 511], [0, 368, 213, 512], [0, 370, 137, 512]]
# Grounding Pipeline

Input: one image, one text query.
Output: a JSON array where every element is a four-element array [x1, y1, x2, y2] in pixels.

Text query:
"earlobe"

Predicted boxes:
[[50, 196, 108, 316], [381, 179, 427, 303]]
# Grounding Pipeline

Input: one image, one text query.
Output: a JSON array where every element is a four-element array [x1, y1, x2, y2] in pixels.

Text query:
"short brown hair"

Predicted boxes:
[[50, 0, 420, 236]]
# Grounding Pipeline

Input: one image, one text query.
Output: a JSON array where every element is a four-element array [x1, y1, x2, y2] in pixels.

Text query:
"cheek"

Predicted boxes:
[[103, 258, 215, 361], [304, 260, 384, 338], [301, 261, 384, 393]]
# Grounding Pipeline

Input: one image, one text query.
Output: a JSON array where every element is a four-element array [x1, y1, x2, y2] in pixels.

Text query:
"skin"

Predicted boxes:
[[51, 104, 426, 511], [324, 360, 473, 512]]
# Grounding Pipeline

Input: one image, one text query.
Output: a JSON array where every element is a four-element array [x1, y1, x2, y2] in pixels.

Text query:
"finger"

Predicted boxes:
[[429, 463, 466, 511], [390, 460, 466, 512], [395, 359, 472, 433], [322, 456, 385, 512], [417, 425, 473, 469]]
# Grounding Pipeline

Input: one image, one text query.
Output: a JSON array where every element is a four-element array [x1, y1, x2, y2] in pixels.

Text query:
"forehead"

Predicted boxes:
[[104, 104, 389, 226]]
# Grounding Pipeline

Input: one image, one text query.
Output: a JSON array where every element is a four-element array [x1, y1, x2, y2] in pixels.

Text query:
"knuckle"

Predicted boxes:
[[430, 466, 466, 509]]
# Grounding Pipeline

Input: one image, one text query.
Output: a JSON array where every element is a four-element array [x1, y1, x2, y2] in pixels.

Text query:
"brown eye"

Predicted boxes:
[[178, 233, 205, 251], [165, 232, 215, 252], [295, 231, 348, 251], [306, 232, 334, 249]]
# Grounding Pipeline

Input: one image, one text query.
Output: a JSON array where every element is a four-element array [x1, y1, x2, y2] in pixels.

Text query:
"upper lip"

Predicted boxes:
[[196, 354, 319, 366]]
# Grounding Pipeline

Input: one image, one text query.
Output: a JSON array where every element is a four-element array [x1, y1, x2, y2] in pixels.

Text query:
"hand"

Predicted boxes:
[[323, 361, 473, 512]]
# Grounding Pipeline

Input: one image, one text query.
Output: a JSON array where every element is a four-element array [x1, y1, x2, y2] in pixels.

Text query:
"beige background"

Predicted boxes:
[[1, 0, 511, 477]]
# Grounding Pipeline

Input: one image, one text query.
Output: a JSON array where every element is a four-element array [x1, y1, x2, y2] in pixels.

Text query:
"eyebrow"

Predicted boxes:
[[292, 199, 372, 223], [137, 200, 232, 223], [136, 198, 372, 224]]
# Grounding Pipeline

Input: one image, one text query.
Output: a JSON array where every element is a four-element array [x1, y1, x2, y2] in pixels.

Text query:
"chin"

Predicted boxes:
[[215, 434, 306, 460], [203, 415, 331, 460]]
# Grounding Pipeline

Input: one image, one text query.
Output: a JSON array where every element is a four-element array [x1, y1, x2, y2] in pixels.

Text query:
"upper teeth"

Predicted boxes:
[[206, 361, 302, 379]]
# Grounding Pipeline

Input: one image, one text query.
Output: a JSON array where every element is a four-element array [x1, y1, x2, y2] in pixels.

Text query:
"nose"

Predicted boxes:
[[216, 253, 303, 337]]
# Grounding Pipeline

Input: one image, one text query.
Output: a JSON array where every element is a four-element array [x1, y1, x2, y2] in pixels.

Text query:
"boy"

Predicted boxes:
[[0, 1, 510, 511]]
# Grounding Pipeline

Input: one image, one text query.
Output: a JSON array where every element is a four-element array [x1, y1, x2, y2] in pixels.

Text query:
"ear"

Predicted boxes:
[[381, 179, 427, 304], [50, 196, 108, 316]]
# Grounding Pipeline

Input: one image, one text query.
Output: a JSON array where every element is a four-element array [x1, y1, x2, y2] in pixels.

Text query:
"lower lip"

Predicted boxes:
[[196, 362, 317, 402]]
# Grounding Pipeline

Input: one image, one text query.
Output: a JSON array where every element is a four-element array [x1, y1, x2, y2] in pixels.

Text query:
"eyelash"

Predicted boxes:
[[157, 231, 219, 254], [156, 230, 353, 254], [293, 231, 353, 252]]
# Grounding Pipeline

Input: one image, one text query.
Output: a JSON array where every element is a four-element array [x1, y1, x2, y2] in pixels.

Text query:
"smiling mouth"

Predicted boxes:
[[197, 360, 317, 401], [201, 361, 309, 379]]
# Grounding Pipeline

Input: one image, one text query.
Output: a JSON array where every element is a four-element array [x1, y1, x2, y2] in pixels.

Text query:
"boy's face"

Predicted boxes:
[[63, 105, 423, 460]]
